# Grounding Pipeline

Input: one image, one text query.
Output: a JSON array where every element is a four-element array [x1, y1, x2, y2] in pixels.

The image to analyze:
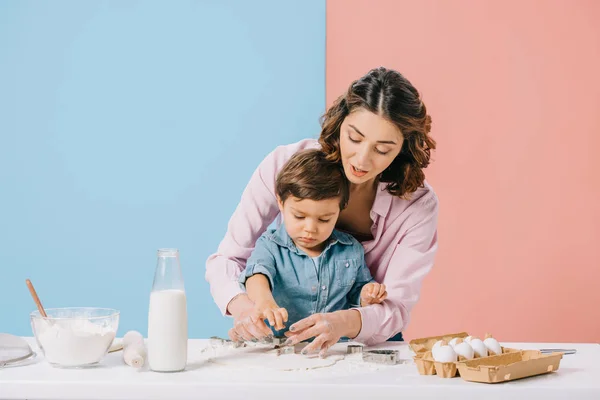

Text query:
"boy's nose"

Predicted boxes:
[[304, 221, 317, 233]]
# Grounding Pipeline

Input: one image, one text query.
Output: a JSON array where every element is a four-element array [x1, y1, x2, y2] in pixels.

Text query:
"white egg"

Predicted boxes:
[[433, 339, 444, 350], [433, 345, 458, 363], [469, 338, 488, 358], [484, 337, 503, 355], [448, 337, 460, 348], [453, 341, 475, 360], [464, 336, 473, 343], [432, 340, 444, 357]]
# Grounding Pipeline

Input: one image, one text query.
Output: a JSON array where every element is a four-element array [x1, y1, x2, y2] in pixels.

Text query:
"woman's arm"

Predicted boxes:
[[205, 160, 279, 316], [353, 192, 439, 345], [205, 139, 319, 317]]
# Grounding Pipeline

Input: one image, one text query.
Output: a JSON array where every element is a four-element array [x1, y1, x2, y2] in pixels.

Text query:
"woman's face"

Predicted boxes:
[[339, 108, 404, 186]]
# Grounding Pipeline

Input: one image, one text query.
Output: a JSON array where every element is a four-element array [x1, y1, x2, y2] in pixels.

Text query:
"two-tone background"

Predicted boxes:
[[1, 0, 598, 342]]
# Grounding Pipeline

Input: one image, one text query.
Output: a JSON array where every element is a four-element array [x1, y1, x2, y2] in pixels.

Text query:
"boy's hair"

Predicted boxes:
[[276, 149, 350, 210]]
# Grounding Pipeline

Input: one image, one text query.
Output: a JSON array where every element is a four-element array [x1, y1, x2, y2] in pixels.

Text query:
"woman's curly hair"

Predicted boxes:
[[318, 67, 436, 198]]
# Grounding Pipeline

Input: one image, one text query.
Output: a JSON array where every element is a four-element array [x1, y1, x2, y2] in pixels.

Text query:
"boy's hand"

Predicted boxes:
[[360, 283, 387, 306], [255, 300, 288, 331]]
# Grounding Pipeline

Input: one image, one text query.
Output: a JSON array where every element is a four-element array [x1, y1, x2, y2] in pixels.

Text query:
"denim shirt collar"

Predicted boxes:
[[270, 223, 353, 255]]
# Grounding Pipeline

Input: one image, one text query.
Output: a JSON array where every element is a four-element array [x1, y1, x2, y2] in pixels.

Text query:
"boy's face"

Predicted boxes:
[[277, 195, 341, 255]]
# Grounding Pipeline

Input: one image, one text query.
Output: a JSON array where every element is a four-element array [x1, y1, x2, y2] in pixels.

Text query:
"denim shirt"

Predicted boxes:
[[239, 224, 374, 334]]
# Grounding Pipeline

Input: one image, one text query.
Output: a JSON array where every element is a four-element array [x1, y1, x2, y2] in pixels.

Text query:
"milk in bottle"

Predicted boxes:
[[147, 248, 188, 372]]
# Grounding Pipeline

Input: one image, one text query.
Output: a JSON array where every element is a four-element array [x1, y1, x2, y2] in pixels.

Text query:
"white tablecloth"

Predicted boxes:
[[1, 338, 598, 400]]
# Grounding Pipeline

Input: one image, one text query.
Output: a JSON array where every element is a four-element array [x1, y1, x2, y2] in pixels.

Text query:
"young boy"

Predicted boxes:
[[238, 149, 387, 334]]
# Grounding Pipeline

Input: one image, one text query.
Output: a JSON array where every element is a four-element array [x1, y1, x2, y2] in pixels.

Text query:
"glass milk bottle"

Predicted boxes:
[[147, 248, 188, 372]]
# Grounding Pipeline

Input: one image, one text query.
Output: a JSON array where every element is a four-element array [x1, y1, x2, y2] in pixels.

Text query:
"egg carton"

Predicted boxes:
[[410, 331, 562, 382], [456, 349, 563, 383], [411, 331, 519, 378], [414, 347, 518, 378]]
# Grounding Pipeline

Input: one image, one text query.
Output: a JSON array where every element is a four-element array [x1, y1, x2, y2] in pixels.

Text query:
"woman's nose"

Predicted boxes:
[[355, 144, 371, 168]]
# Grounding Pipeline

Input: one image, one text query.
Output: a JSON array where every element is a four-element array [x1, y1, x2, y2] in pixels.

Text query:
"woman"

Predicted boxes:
[[205, 66, 438, 356]]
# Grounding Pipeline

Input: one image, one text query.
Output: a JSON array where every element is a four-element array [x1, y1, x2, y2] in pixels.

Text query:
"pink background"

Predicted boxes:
[[327, 0, 600, 342]]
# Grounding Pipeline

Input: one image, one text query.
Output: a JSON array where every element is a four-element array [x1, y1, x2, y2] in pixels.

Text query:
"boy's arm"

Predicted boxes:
[[239, 235, 277, 298], [245, 274, 277, 308], [346, 252, 376, 308], [239, 235, 288, 330]]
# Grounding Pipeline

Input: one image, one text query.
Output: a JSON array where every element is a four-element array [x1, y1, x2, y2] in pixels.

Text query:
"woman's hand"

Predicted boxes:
[[283, 309, 362, 357], [227, 294, 273, 342]]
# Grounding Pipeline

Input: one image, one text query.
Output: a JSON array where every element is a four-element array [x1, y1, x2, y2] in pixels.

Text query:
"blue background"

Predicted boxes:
[[0, 0, 325, 338]]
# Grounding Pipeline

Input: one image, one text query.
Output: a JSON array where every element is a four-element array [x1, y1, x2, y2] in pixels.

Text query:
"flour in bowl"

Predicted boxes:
[[34, 319, 116, 367]]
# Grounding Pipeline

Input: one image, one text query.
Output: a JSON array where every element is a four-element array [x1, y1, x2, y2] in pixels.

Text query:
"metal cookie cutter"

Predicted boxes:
[[223, 339, 246, 349], [362, 350, 399, 365], [272, 336, 287, 346], [210, 336, 226, 346], [347, 345, 364, 354], [260, 336, 273, 345], [275, 345, 295, 356]]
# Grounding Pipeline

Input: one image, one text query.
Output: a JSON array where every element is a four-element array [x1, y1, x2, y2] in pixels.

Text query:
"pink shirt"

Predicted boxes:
[[205, 138, 439, 345]]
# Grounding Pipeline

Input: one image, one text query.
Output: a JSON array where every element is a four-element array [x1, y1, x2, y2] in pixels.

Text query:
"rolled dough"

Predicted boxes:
[[200, 342, 346, 371]]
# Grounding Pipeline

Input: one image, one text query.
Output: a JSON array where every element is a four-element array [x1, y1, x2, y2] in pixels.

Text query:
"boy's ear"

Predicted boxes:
[[276, 195, 284, 210]]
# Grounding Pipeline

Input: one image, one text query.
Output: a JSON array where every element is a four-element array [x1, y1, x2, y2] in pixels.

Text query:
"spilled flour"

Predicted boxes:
[[199, 342, 346, 371]]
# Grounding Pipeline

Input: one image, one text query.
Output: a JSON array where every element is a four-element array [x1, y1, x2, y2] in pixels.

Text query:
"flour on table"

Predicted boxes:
[[199, 342, 345, 371]]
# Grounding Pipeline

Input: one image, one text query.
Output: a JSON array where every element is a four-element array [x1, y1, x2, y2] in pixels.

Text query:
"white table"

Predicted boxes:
[[1, 338, 599, 400]]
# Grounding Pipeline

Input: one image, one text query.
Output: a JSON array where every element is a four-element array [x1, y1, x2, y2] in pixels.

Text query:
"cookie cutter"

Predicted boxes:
[[210, 336, 246, 348], [272, 336, 287, 346], [260, 336, 273, 345], [210, 336, 226, 346], [223, 339, 246, 349], [347, 345, 364, 354], [362, 349, 399, 365], [274, 345, 295, 356]]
